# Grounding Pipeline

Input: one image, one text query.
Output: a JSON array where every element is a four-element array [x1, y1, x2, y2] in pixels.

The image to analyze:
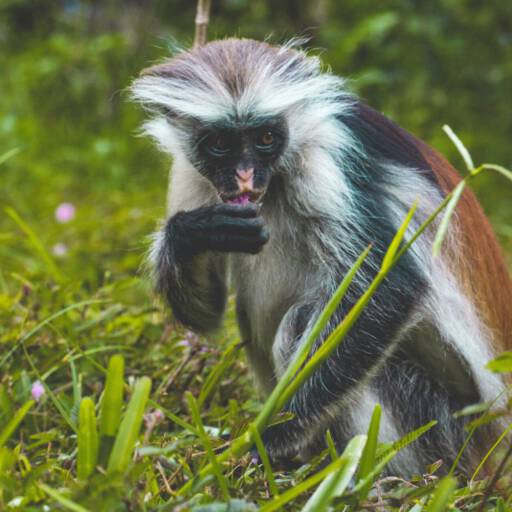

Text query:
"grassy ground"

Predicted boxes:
[[2, 127, 512, 512], [1, 15, 512, 511]]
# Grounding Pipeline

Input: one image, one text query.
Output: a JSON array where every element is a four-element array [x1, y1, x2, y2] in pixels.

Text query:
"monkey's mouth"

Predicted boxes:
[[220, 190, 264, 205]]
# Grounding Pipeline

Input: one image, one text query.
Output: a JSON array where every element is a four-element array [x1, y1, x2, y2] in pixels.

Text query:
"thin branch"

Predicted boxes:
[[193, 0, 211, 48]]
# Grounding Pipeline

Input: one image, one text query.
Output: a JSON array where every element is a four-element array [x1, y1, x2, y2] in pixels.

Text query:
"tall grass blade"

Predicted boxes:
[[100, 355, 124, 437], [302, 435, 366, 512], [107, 376, 151, 475], [443, 125, 474, 172], [198, 341, 239, 408], [381, 201, 417, 271], [0, 147, 20, 166], [77, 397, 99, 480], [424, 476, 457, 512], [187, 391, 230, 501], [356, 404, 381, 499], [382, 420, 437, 460], [0, 384, 13, 426], [432, 180, 465, 257], [5, 206, 62, 282], [38, 483, 90, 512], [250, 424, 278, 497], [260, 437, 365, 512], [470, 422, 512, 482], [0, 400, 34, 448], [481, 163, 512, 182]]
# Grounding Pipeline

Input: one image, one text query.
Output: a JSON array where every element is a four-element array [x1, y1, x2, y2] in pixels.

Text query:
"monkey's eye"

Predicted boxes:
[[205, 135, 231, 157], [255, 130, 277, 153]]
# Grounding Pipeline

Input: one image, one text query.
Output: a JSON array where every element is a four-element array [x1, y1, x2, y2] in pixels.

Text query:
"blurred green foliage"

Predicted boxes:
[[1, 1, 511, 258], [1, 1, 511, 266]]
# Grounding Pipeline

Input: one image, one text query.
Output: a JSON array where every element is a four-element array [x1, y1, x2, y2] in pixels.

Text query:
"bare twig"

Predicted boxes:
[[193, 0, 212, 48]]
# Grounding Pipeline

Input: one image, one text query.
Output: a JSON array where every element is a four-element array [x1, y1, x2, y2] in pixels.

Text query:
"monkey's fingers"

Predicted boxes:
[[211, 215, 265, 236], [208, 230, 269, 254], [212, 203, 261, 218]]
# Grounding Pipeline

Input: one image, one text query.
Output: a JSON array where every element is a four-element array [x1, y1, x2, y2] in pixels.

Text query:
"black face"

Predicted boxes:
[[193, 118, 287, 204]]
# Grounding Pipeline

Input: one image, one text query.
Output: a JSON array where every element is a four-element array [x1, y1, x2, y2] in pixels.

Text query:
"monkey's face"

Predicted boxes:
[[192, 119, 287, 205]]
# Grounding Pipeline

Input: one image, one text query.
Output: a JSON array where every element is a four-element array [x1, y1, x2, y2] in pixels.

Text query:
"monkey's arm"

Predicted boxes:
[[153, 203, 268, 333], [264, 256, 426, 459]]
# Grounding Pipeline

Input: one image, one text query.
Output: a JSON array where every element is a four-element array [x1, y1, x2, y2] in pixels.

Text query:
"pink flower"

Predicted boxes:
[[31, 380, 45, 402], [52, 242, 68, 257], [55, 203, 76, 223]]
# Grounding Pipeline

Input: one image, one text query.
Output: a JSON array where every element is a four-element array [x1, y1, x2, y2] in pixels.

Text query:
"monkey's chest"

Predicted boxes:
[[230, 243, 310, 350]]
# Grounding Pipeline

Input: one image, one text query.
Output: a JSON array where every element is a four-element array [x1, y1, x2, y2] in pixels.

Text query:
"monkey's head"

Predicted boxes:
[[131, 38, 353, 205]]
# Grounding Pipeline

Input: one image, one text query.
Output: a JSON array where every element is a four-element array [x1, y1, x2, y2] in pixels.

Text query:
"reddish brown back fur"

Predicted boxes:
[[416, 140, 512, 353]]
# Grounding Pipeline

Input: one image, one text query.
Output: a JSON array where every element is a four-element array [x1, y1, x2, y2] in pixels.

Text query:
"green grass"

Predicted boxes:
[[1, 137, 511, 510]]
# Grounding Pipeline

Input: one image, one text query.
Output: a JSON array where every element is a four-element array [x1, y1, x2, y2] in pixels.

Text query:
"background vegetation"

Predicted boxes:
[[0, 0, 511, 510]]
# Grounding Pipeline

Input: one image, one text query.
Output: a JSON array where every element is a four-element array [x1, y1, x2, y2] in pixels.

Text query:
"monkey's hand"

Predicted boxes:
[[167, 203, 269, 260], [260, 417, 304, 465]]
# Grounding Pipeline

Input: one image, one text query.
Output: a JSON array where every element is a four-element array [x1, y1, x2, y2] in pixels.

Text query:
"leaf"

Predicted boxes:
[[356, 404, 381, 499], [432, 180, 465, 257], [302, 435, 366, 512], [0, 400, 34, 448], [443, 125, 474, 172], [486, 352, 512, 373], [100, 354, 124, 436], [77, 397, 99, 480], [107, 376, 151, 475]]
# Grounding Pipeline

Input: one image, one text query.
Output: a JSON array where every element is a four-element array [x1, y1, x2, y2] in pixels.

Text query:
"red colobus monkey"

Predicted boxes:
[[131, 39, 512, 476]]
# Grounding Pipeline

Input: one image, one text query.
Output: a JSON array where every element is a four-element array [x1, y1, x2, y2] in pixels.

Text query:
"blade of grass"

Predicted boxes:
[[198, 340, 240, 408], [250, 424, 278, 497], [77, 397, 98, 480], [442, 125, 474, 172], [0, 400, 34, 448], [302, 435, 366, 512], [260, 436, 365, 512], [21, 343, 76, 432], [481, 163, 512, 182], [325, 429, 338, 461], [379, 420, 437, 462], [381, 200, 417, 270], [38, 483, 90, 512], [5, 206, 62, 282], [186, 391, 230, 501], [107, 376, 151, 475], [99, 355, 124, 437], [470, 422, 512, 483], [356, 404, 381, 499], [424, 475, 457, 512], [0, 147, 20, 166], [432, 180, 466, 257]]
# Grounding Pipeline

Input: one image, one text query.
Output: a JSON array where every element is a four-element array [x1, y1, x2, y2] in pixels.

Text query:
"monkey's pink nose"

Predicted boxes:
[[236, 167, 254, 182]]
